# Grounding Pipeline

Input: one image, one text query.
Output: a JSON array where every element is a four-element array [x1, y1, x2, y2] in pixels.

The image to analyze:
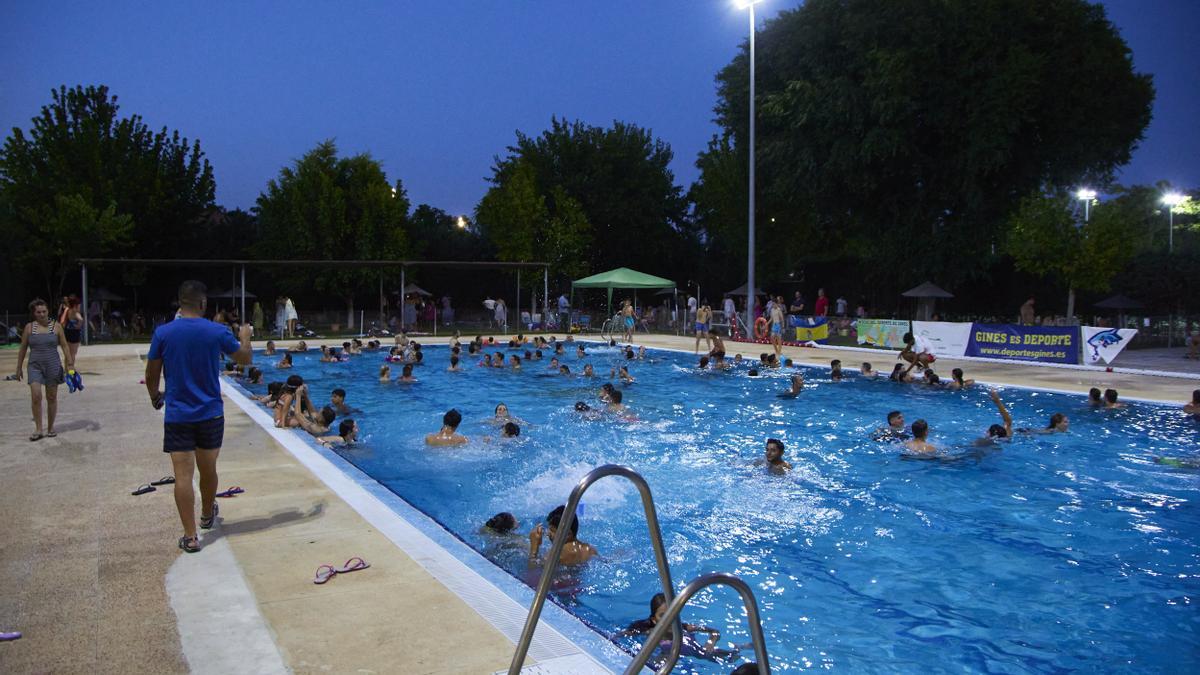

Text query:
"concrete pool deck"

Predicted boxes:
[[1, 335, 1195, 673]]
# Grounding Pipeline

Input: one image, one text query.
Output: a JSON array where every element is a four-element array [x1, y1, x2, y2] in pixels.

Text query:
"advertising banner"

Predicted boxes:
[[911, 321, 972, 358], [790, 316, 829, 343], [1080, 327, 1138, 365], [856, 319, 909, 349], [966, 324, 1078, 364]]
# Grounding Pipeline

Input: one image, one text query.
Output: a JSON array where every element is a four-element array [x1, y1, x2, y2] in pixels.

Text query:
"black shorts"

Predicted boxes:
[[64, 328, 81, 344], [163, 416, 225, 452]]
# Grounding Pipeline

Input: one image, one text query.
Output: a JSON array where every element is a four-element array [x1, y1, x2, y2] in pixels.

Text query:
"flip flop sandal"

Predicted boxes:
[[29, 434, 43, 442], [200, 502, 219, 530], [313, 564, 337, 585], [150, 476, 176, 486], [131, 484, 157, 496], [0, 631, 21, 642], [334, 557, 370, 574], [46, 431, 57, 438], [178, 536, 201, 554], [215, 486, 245, 498]]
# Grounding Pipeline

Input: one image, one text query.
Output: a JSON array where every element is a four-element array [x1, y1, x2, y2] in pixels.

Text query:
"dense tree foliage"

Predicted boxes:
[[254, 140, 408, 327], [475, 118, 690, 287], [1005, 192, 1136, 318], [0, 85, 216, 298], [700, 0, 1154, 289]]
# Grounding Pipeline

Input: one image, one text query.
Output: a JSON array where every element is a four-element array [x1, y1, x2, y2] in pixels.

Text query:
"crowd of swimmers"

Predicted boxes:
[[229, 329, 1198, 671]]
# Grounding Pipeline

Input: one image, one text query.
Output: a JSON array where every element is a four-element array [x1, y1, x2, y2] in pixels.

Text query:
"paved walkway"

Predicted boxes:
[[1, 335, 1195, 674]]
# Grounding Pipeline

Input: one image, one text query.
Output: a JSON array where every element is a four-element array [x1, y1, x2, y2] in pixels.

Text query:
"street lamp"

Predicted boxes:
[[456, 215, 468, 229], [737, 0, 766, 336], [1075, 188, 1096, 222], [1162, 192, 1186, 253]]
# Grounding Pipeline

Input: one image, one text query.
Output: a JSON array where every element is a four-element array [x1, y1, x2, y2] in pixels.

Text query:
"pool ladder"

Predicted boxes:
[[508, 464, 771, 675]]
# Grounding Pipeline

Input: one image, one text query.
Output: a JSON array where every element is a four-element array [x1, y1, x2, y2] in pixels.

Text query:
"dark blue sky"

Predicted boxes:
[[3, 1, 1196, 215]]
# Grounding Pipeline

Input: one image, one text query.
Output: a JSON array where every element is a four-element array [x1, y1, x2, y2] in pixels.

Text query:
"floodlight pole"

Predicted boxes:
[[240, 265, 246, 325], [745, 1, 758, 336], [543, 268, 549, 332], [81, 264, 89, 345]]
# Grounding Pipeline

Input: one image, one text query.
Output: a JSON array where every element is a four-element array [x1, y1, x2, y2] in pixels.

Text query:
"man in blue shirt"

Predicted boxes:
[[145, 280, 252, 553]]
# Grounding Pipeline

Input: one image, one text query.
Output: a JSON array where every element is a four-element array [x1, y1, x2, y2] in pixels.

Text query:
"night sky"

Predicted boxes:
[[2, 1, 1196, 216]]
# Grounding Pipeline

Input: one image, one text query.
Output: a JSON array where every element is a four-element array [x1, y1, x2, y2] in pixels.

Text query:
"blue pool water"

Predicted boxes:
[[245, 342, 1199, 673]]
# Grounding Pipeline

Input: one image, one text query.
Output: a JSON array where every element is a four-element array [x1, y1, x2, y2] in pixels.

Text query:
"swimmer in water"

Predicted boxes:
[[860, 362, 877, 379], [483, 511, 519, 535], [1087, 387, 1103, 406], [1184, 389, 1200, 416], [698, 356, 709, 370], [947, 368, 974, 390], [582, 363, 595, 377], [1103, 388, 1126, 408], [617, 366, 635, 383], [398, 363, 417, 383], [830, 359, 843, 381], [606, 388, 625, 413], [264, 340, 276, 356], [904, 419, 937, 456], [600, 383, 614, 403], [922, 369, 942, 386], [777, 374, 804, 398], [425, 409, 468, 446], [276, 352, 293, 369], [448, 355, 462, 372], [576, 345, 586, 358], [509, 354, 522, 370], [733, 354, 743, 365], [492, 403, 527, 427], [872, 411, 908, 441], [756, 438, 792, 473], [1019, 412, 1070, 435], [615, 592, 730, 662], [317, 419, 358, 447], [559, 364, 571, 375], [549, 357, 560, 371], [378, 364, 391, 382], [529, 505, 597, 566], [889, 363, 916, 383], [707, 329, 725, 358], [976, 389, 1013, 444]]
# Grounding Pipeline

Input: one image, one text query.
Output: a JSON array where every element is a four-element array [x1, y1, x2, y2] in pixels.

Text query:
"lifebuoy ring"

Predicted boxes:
[[754, 317, 769, 340]]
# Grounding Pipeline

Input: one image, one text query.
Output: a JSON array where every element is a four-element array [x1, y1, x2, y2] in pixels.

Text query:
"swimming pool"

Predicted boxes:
[[244, 342, 1199, 673]]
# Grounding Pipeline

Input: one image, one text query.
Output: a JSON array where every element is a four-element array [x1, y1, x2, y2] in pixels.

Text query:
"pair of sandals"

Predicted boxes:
[[313, 557, 371, 584], [29, 431, 57, 441], [132, 476, 176, 496], [178, 502, 223, 554]]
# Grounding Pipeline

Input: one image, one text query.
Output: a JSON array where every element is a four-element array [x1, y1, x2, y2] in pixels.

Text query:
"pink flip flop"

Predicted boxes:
[[335, 557, 370, 574], [312, 564, 337, 585]]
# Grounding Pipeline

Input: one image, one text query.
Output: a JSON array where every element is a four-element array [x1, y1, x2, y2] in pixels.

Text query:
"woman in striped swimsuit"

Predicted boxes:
[[13, 299, 74, 441]]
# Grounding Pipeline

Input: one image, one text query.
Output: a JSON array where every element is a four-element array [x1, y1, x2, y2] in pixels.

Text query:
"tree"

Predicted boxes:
[[0, 85, 216, 297], [254, 140, 408, 328], [1005, 192, 1136, 318], [476, 118, 689, 285], [705, 0, 1154, 289], [20, 194, 133, 300], [475, 157, 591, 285], [408, 204, 490, 262]]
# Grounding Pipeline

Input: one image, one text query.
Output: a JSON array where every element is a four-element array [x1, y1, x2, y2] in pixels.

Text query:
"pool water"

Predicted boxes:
[[246, 342, 1199, 673]]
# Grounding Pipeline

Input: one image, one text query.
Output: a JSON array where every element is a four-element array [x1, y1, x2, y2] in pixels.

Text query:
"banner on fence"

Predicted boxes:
[[966, 323, 1078, 364], [912, 321, 972, 358], [790, 316, 829, 343], [1081, 327, 1137, 364], [856, 319, 909, 349]]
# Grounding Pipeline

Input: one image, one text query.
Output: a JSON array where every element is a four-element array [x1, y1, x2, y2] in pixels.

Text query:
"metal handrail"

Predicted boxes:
[[625, 572, 771, 675], [600, 317, 616, 342], [509, 465, 683, 675]]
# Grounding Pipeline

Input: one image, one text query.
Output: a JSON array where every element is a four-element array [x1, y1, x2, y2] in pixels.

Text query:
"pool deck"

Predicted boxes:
[[1, 334, 1195, 674]]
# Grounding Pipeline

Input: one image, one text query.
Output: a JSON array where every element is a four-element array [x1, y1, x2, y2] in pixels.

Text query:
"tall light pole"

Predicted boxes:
[[1075, 188, 1096, 222], [1162, 192, 1186, 253], [738, 0, 765, 336]]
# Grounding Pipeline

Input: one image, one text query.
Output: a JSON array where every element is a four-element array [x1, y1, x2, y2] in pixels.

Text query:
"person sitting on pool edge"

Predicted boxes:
[[904, 419, 937, 456], [425, 408, 468, 446], [318, 419, 358, 447], [615, 592, 731, 662], [756, 438, 792, 473], [528, 505, 597, 566]]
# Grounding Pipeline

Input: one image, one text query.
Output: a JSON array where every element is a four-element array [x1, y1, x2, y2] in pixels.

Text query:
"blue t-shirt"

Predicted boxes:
[[148, 318, 241, 423]]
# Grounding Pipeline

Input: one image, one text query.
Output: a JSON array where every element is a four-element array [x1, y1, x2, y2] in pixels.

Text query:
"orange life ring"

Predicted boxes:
[[754, 317, 769, 340]]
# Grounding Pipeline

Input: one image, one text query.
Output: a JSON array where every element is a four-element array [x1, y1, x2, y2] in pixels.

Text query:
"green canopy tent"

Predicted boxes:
[[571, 267, 676, 317]]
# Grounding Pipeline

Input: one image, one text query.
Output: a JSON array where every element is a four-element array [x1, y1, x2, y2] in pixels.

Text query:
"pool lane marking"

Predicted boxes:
[[220, 379, 623, 674]]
